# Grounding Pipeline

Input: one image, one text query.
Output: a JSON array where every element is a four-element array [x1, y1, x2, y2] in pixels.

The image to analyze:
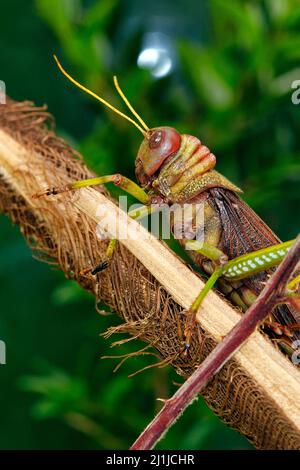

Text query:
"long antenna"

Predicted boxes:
[[113, 76, 149, 132], [53, 55, 148, 137]]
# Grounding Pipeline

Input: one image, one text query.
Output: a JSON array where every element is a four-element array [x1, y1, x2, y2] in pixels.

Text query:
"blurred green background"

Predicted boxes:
[[0, 0, 299, 450]]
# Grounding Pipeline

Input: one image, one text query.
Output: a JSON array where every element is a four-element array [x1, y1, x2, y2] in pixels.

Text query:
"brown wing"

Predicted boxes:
[[208, 188, 280, 258], [208, 187, 300, 334]]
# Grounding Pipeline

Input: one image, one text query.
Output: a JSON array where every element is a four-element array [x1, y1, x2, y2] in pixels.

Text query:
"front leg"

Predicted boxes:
[[33, 173, 151, 275], [33, 173, 150, 205]]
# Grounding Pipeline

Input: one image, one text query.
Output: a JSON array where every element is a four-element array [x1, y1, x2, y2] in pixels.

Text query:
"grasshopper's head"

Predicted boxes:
[[52, 57, 215, 190], [135, 127, 181, 185]]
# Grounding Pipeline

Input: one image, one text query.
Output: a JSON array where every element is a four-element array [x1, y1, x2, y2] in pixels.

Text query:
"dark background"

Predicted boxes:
[[0, 0, 299, 449]]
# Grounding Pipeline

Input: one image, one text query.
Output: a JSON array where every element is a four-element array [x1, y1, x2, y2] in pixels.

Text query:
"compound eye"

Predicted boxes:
[[149, 130, 163, 149], [136, 126, 181, 177]]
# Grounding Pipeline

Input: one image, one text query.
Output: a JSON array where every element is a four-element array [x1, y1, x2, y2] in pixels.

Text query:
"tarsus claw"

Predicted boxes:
[[32, 184, 71, 199], [91, 260, 110, 275]]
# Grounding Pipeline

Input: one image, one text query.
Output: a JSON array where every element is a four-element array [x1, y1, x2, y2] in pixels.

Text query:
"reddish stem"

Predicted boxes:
[[130, 234, 300, 450]]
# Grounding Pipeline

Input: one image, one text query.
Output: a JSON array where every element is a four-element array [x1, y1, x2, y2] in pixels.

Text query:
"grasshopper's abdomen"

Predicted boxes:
[[172, 186, 300, 355]]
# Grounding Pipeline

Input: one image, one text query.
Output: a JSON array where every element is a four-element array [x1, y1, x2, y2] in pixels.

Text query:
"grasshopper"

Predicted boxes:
[[34, 57, 300, 358]]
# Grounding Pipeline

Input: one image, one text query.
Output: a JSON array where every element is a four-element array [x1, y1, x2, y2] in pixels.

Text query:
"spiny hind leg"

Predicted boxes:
[[182, 239, 296, 354]]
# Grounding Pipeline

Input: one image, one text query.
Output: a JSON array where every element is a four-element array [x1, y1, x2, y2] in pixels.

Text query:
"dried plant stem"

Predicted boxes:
[[130, 236, 300, 449], [0, 100, 300, 449]]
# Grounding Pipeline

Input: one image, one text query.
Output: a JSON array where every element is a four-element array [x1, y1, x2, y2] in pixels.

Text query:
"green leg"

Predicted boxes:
[[83, 204, 157, 276], [287, 273, 300, 291], [182, 238, 296, 352], [33, 173, 153, 276], [183, 240, 227, 351], [185, 240, 228, 263], [33, 173, 150, 205], [84, 239, 117, 276]]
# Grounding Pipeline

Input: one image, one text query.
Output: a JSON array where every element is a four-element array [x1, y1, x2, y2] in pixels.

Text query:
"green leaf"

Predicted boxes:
[[35, 0, 78, 41], [179, 43, 238, 109]]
